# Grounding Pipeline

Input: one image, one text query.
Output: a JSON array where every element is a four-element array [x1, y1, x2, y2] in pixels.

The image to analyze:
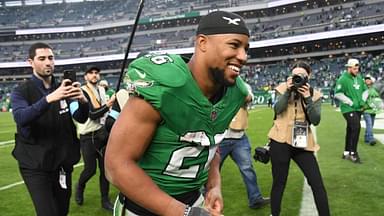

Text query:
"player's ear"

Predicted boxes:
[[195, 34, 208, 52]]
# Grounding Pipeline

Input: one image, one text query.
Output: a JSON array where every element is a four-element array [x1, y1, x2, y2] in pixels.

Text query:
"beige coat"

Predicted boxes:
[[268, 83, 322, 152]]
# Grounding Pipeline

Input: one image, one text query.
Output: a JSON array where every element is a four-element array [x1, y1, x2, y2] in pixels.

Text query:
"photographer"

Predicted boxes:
[[11, 42, 89, 216], [267, 61, 330, 216]]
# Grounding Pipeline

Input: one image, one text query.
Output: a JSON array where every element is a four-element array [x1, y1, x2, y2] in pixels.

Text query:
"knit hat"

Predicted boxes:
[[196, 11, 249, 37]]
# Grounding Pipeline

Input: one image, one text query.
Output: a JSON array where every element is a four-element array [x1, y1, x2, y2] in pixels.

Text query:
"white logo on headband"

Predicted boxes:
[[222, 16, 241, 25]]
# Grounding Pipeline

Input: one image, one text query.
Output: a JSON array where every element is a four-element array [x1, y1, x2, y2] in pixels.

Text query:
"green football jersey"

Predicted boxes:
[[125, 53, 248, 195]]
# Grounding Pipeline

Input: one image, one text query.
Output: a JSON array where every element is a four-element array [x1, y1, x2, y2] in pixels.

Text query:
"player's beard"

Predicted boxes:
[[209, 67, 234, 87]]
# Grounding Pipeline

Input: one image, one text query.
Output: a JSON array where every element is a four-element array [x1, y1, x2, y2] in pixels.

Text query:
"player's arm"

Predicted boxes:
[[105, 96, 186, 216], [204, 151, 223, 216]]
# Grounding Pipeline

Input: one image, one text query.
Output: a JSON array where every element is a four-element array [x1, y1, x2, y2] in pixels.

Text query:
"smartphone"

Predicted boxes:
[[63, 70, 76, 85]]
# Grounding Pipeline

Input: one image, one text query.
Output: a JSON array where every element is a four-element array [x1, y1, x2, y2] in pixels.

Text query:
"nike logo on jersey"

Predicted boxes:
[[134, 69, 146, 79], [222, 16, 241, 25]]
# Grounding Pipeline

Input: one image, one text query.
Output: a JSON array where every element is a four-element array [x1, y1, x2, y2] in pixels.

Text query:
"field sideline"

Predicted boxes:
[[0, 104, 383, 216]]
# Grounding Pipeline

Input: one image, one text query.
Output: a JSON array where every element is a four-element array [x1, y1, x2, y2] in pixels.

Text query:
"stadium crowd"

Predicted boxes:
[[1, 52, 383, 111]]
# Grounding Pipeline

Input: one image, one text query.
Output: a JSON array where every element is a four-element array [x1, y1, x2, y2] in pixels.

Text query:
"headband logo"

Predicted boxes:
[[222, 16, 241, 25]]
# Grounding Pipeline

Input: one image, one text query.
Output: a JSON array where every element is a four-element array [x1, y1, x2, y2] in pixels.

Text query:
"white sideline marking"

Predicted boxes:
[[299, 125, 318, 216], [375, 134, 384, 145], [0, 163, 84, 191], [361, 113, 384, 129]]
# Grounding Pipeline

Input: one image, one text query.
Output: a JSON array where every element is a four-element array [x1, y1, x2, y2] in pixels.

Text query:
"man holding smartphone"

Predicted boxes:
[[11, 42, 89, 216]]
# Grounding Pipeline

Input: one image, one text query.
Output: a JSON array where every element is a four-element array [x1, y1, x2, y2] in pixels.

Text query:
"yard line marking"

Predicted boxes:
[[0, 163, 84, 191], [299, 125, 318, 216], [0, 181, 24, 191], [0, 140, 14, 145], [0, 143, 14, 149]]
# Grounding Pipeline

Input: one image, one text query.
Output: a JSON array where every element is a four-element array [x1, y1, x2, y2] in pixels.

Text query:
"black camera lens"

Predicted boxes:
[[292, 74, 308, 88]]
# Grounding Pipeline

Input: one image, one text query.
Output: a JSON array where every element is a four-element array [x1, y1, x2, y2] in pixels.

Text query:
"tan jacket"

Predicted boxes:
[[268, 83, 322, 152], [229, 107, 248, 130]]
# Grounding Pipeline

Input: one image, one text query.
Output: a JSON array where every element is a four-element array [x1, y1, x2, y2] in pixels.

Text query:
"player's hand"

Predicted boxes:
[[297, 83, 311, 98], [204, 187, 223, 216], [46, 79, 74, 103]]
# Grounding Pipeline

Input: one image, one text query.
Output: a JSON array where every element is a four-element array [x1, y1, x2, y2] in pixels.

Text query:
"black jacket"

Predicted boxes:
[[12, 79, 88, 171]]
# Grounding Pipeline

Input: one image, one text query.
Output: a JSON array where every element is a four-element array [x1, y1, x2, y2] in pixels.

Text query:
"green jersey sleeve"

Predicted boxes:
[[125, 53, 189, 110]]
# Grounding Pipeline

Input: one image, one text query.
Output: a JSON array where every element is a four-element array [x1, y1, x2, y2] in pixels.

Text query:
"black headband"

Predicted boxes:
[[196, 11, 249, 37]]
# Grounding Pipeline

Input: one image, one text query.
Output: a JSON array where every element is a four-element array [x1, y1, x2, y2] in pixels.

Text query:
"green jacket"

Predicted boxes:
[[334, 71, 367, 113], [364, 86, 382, 114]]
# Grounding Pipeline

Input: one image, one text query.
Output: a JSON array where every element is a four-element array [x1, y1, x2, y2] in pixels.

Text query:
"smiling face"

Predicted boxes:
[[28, 48, 55, 79], [203, 33, 249, 86]]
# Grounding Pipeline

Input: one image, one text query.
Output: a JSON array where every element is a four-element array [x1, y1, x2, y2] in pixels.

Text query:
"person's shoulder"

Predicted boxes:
[[127, 53, 188, 88], [14, 79, 34, 92]]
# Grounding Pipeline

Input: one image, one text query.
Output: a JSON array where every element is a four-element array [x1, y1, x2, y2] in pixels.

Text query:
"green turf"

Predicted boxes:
[[0, 105, 383, 215]]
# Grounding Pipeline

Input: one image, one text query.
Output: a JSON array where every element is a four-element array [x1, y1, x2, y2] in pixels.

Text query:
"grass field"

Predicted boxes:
[[0, 105, 383, 216]]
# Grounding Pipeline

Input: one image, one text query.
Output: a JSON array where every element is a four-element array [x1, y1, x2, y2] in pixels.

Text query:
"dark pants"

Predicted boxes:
[[78, 128, 109, 200], [342, 111, 362, 153], [20, 167, 73, 216], [269, 140, 330, 216]]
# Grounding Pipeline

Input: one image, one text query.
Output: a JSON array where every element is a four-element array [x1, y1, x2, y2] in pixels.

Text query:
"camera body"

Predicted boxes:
[[292, 73, 308, 89], [253, 145, 270, 164]]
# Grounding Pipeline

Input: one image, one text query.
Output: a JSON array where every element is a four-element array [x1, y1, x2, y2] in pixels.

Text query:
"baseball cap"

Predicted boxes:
[[196, 11, 249, 37], [345, 59, 359, 67], [84, 65, 100, 75], [364, 74, 376, 83]]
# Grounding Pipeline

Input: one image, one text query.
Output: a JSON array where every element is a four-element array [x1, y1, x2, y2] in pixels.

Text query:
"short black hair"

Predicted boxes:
[[291, 61, 312, 75], [28, 42, 53, 60]]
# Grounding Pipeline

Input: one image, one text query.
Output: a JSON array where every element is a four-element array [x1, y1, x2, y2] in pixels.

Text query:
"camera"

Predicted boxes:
[[292, 73, 308, 89], [253, 145, 270, 164]]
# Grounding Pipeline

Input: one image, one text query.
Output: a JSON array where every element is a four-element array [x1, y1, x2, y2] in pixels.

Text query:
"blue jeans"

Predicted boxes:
[[363, 113, 376, 143], [219, 134, 263, 207]]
